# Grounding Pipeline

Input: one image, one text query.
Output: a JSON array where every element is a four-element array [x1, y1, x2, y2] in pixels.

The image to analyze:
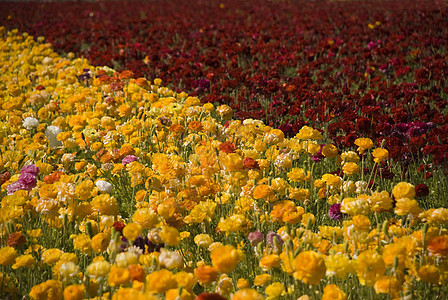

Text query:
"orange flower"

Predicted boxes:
[[428, 235, 448, 257], [322, 284, 347, 300], [7, 232, 26, 247], [219, 142, 236, 154], [128, 264, 145, 282], [188, 120, 203, 131], [63, 285, 85, 300], [194, 265, 219, 285], [119, 70, 134, 79], [253, 184, 274, 200]]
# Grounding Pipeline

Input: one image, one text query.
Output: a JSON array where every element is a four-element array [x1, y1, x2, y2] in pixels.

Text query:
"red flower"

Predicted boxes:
[[415, 183, 429, 197], [243, 157, 260, 170], [219, 142, 236, 154], [195, 293, 226, 300]]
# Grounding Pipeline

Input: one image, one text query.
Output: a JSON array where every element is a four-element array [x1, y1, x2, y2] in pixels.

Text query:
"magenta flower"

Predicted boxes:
[[122, 155, 138, 165]]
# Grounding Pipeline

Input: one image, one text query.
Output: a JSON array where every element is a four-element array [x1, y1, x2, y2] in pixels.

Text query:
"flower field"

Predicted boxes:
[[0, 0, 448, 299]]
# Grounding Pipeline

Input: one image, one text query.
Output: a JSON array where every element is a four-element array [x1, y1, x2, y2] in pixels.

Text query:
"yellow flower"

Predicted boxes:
[[265, 282, 284, 299], [373, 275, 402, 298], [175, 271, 197, 292], [29, 280, 63, 300], [342, 162, 360, 175], [72, 234, 92, 254], [210, 244, 239, 274], [392, 182, 415, 199], [232, 289, 265, 300], [372, 148, 388, 163], [293, 251, 326, 285], [223, 153, 243, 172], [146, 269, 178, 293], [382, 242, 407, 269], [368, 191, 393, 212], [12, 254, 35, 269], [91, 232, 110, 253], [259, 254, 281, 270], [203, 103, 215, 112], [322, 144, 338, 158], [265, 129, 285, 144], [322, 284, 347, 300], [417, 265, 440, 284], [75, 180, 95, 201], [354, 250, 386, 286], [122, 223, 142, 241], [63, 285, 85, 300], [354, 138, 373, 154], [133, 207, 159, 229], [325, 254, 353, 279], [296, 126, 323, 140], [166, 288, 195, 300], [0, 246, 18, 266], [160, 225, 181, 246], [254, 273, 271, 286], [237, 278, 250, 289], [352, 215, 371, 232], [194, 234, 214, 248], [287, 167, 307, 182], [91, 194, 118, 216], [340, 197, 370, 216], [288, 188, 310, 202], [340, 151, 360, 163], [108, 265, 131, 287], [394, 198, 421, 216], [42, 248, 64, 265]]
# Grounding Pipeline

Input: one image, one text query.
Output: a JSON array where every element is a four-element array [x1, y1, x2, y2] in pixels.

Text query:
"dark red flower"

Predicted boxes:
[[195, 293, 226, 300], [113, 221, 125, 234], [415, 183, 429, 197]]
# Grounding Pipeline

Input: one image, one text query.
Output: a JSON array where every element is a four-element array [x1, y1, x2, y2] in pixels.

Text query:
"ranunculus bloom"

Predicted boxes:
[[322, 284, 347, 300], [7, 231, 26, 247], [428, 235, 448, 257], [293, 251, 326, 285], [210, 245, 239, 274], [21, 164, 40, 176], [146, 269, 177, 293], [194, 265, 218, 285], [328, 203, 343, 221], [253, 184, 274, 199], [392, 182, 416, 199], [248, 231, 264, 246], [415, 183, 429, 197]]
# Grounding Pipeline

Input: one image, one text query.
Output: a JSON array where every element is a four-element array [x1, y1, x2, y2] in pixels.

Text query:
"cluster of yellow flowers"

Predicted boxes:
[[0, 28, 446, 299]]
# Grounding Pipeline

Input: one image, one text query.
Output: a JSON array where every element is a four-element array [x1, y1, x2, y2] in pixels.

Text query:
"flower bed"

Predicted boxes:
[[1, 26, 448, 299], [1, 0, 448, 165]]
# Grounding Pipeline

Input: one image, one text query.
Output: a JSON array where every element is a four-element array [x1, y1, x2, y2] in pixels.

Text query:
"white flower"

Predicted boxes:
[[22, 117, 39, 130], [158, 248, 183, 269], [85, 261, 111, 279], [59, 261, 79, 280], [115, 251, 138, 268], [61, 153, 76, 164], [96, 180, 113, 193], [45, 125, 63, 148], [42, 57, 53, 65]]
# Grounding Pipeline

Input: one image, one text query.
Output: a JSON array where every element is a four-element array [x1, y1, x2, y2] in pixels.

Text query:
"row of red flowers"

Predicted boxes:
[[1, 0, 448, 166]]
